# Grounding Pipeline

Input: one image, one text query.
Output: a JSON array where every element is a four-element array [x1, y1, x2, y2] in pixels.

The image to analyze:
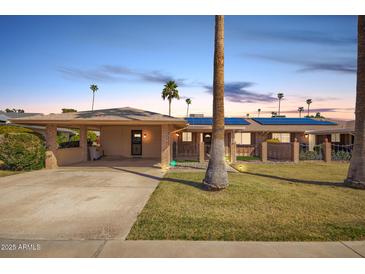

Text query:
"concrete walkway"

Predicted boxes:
[[0, 239, 364, 258]]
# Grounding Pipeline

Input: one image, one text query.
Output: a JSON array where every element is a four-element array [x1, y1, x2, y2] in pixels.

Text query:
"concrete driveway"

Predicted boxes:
[[0, 164, 164, 241]]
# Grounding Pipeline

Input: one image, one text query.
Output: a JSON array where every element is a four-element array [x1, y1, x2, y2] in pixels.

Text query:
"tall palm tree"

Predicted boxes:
[[345, 16, 365, 188], [162, 80, 179, 116], [257, 108, 261, 117], [277, 93, 284, 115], [203, 15, 228, 190], [298, 107, 304, 118], [90, 84, 98, 111], [185, 98, 192, 117], [306, 99, 312, 117]]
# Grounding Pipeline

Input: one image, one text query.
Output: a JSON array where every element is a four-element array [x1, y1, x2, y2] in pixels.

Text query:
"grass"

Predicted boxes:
[[236, 155, 260, 161], [0, 170, 20, 177], [128, 162, 365, 241]]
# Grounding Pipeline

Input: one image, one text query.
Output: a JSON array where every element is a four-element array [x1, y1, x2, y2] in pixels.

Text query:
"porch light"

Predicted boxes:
[[143, 133, 147, 138], [175, 133, 180, 137], [305, 134, 309, 138]]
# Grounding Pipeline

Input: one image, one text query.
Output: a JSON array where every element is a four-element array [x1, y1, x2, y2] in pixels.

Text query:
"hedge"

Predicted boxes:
[[0, 133, 45, 171]]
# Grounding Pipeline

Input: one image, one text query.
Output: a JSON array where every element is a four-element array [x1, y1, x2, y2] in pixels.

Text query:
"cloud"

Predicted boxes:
[[57, 65, 187, 86], [297, 63, 356, 74], [246, 54, 356, 74], [242, 30, 356, 46], [204, 82, 276, 103]]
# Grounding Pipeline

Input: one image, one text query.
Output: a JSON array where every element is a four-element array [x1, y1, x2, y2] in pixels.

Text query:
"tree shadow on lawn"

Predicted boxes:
[[110, 167, 205, 190], [241, 171, 350, 188]]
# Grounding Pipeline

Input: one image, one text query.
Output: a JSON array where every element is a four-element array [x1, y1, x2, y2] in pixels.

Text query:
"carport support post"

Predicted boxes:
[[161, 125, 171, 169], [199, 133, 205, 163], [229, 130, 236, 163], [260, 141, 267, 162], [323, 138, 332, 163], [79, 125, 88, 162], [291, 138, 300, 163], [45, 124, 58, 169]]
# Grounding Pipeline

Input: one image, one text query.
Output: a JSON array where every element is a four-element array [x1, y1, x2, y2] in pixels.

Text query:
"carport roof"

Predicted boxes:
[[10, 107, 187, 126]]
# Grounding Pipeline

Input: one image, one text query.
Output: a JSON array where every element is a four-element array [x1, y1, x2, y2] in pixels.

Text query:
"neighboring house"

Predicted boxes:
[[305, 120, 355, 146], [11, 107, 186, 168], [0, 111, 43, 123], [174, 116, 338, 161], [0, 111, 76, 138]]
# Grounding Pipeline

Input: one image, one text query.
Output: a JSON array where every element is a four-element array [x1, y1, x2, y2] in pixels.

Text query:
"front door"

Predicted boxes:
[[131, 130, 142, 156]]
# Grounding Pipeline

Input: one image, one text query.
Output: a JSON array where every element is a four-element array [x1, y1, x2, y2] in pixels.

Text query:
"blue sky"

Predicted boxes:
[[0, 16, 357, 119]]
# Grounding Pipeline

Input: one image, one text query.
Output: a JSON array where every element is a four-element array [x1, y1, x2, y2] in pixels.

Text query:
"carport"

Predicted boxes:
[[11, 107, 187, 169]]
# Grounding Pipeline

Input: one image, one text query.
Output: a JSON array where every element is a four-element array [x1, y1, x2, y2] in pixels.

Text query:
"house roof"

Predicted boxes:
[[10, 107, 187, 127], [186, 117, 340, 132], [0, 111, 43, 122], [305, 120, 354, 135]]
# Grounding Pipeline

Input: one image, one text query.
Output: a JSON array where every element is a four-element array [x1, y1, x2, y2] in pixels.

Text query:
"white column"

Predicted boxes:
[[308, 134, 315, 151]]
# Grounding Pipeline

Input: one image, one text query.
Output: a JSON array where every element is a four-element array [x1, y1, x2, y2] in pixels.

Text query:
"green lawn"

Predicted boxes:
[[236, 155, 260, 161], [128, 162, 365, 241]]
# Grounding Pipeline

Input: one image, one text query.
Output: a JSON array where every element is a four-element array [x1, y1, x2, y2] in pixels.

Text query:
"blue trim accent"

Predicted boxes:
[[185, 117, 250, 125]]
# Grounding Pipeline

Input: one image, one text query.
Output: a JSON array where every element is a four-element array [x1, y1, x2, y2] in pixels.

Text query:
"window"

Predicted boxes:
[[182, 132, 192, 142], [272, 133, 291, 143], [331, 133, 340, 143], [234, 132, 251, 145]]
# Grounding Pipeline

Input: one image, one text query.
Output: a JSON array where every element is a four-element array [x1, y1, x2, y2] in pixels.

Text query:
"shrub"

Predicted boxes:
[[332, 150, 352, 161], [69, 130, 97, 143], [300, 150, 319, 160], [0, 133, 45, 171], [0, 125, 33, 134]]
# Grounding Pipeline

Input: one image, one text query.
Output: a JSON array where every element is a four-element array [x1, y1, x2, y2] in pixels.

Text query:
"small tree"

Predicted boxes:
[[162, 81, 180, 116], [257, 108, 261, 117], [298, 107, 304, 118], [62, 108, 77, 113], [185, 98, 192, 117], [90, 84, 99, 111]]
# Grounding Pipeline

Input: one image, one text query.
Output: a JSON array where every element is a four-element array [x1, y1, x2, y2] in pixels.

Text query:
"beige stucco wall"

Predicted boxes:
[[100, 125, 161, 158], [55, 147, 85, 166]]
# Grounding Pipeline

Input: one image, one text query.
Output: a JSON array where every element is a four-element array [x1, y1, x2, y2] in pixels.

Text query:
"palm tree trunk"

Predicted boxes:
[[203, 15, 228, 190], [278, 100, 281, 115], [92, 92, 95, 111], [307, 105, 310, 117], [345, 16, 365, 188], [169, 99, 171, 116], [186, 104, 189, 117]]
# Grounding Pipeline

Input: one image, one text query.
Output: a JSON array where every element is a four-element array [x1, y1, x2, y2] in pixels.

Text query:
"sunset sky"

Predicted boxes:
[[0, 16, 357, 119]]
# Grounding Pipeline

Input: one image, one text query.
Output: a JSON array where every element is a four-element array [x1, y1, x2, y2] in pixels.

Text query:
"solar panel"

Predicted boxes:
[[185, 117, 250, 125], [252, 118, 337, 125]]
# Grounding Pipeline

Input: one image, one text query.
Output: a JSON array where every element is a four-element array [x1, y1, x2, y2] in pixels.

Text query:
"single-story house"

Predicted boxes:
[[174, 116, 339, 161], [11, 107, 344, 168], [11, 107, 186, 169], [305, 120, 355, 146]]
